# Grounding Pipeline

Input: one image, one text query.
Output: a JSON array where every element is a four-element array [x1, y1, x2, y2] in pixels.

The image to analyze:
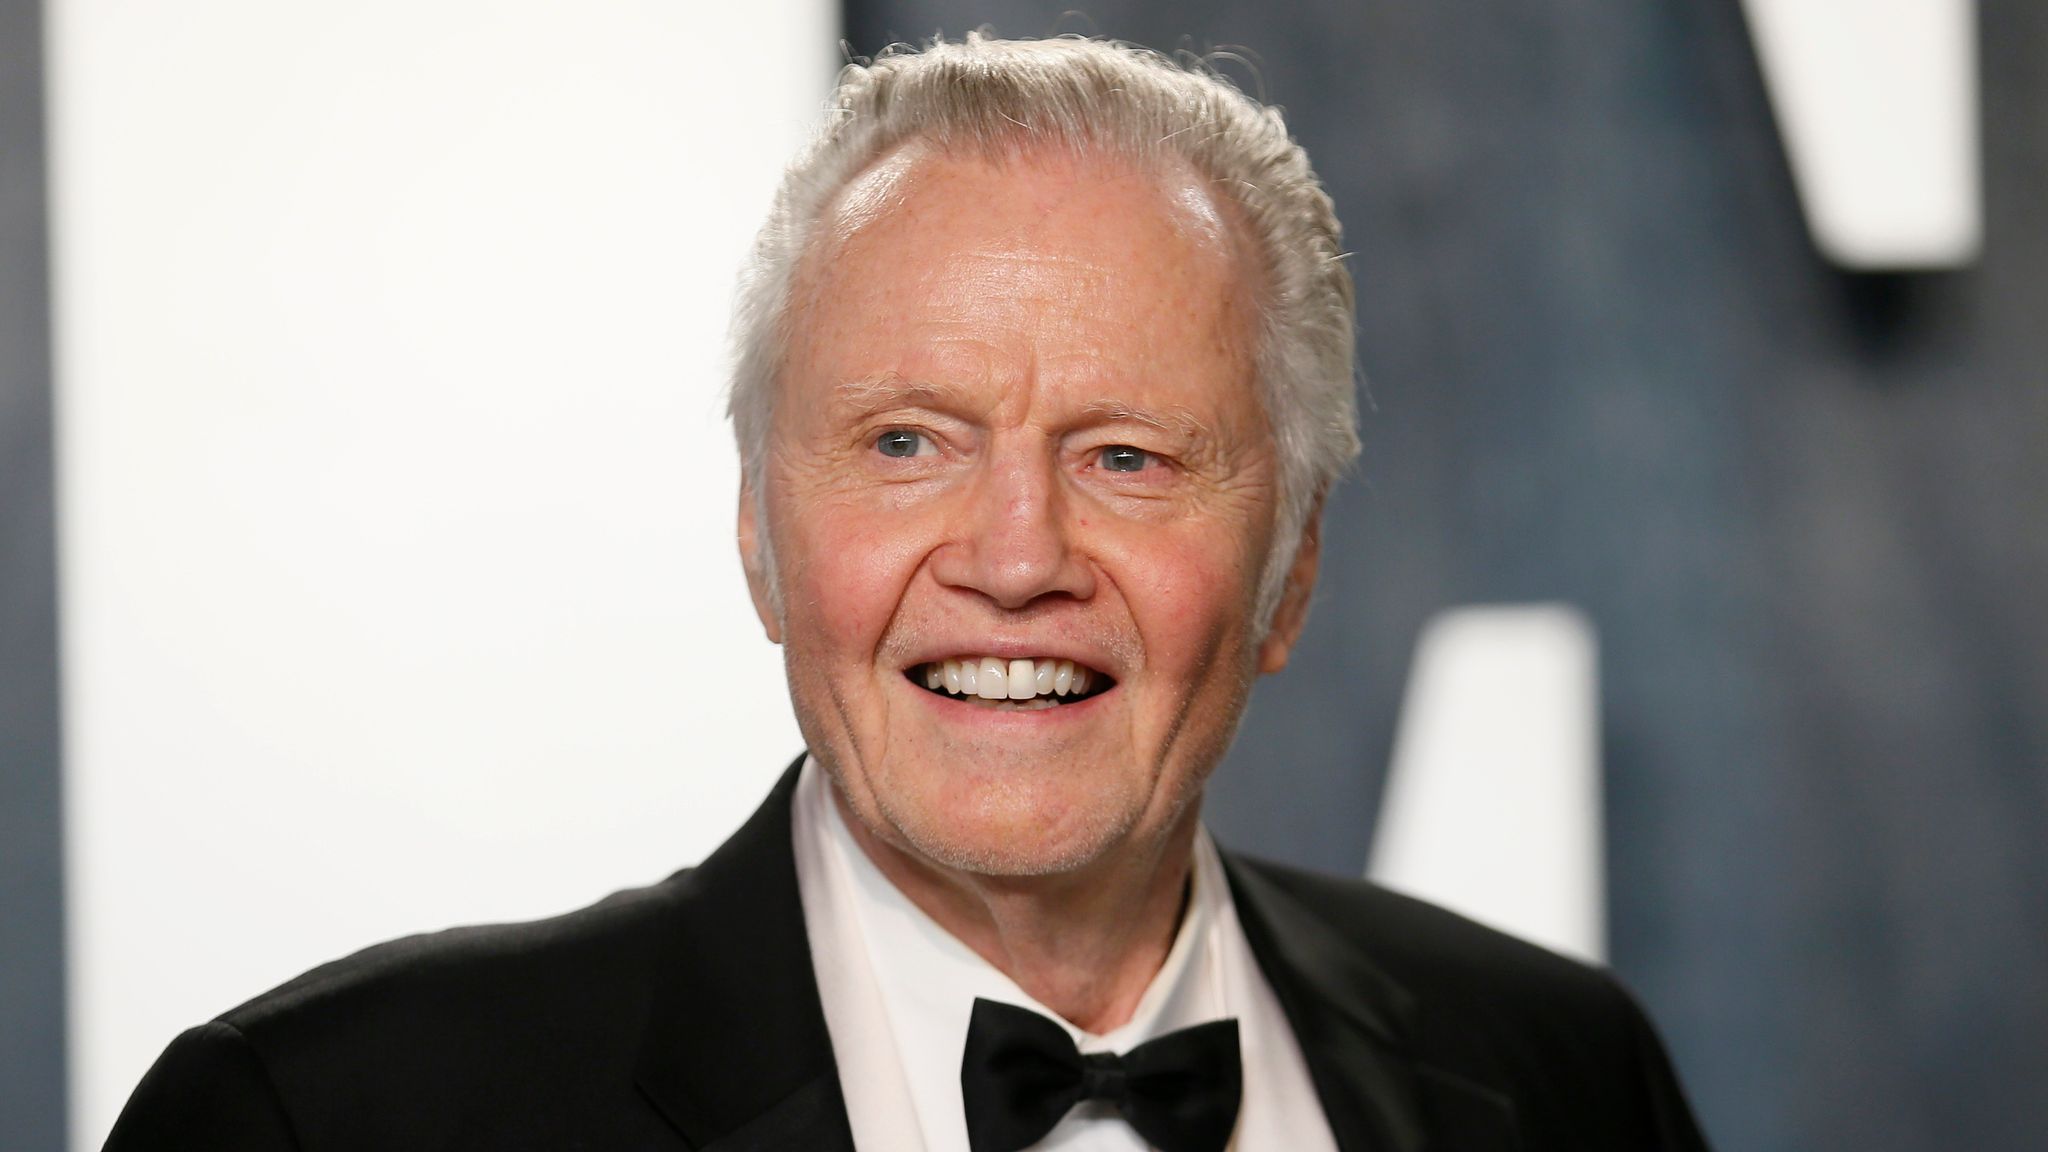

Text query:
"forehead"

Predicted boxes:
[[789, 143, 1260, 410]]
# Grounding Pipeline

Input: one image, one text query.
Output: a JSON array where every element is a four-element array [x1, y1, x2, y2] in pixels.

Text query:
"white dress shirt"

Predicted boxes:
[[790, 758, 1339, 1152]]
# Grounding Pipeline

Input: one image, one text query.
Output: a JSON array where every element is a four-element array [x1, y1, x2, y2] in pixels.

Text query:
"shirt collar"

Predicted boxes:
[[798, 757, 1232, 1145]]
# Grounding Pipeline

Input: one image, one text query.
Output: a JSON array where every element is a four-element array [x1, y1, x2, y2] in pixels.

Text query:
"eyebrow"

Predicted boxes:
[[1080, 399, 1214, 445], [833, 374, 1217, 445], [833, 374, 975, 415]]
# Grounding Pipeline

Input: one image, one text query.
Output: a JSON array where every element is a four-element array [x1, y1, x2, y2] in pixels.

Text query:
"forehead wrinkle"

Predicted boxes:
[[950, 245, 1115, 279]]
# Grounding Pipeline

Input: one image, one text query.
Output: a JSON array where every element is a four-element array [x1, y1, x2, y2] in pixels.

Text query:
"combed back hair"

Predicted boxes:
[[728, 33, 1361, 628]]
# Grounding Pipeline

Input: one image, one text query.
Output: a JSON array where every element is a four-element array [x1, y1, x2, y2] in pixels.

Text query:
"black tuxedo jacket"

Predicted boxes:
[[108, 761, 1711, 1151]]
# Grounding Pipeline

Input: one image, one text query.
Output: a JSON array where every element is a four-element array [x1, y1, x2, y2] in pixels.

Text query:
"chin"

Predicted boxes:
[[874, 768, 1148, 878]]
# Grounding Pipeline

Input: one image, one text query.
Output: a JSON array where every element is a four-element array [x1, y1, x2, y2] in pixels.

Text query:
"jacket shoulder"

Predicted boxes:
[[160, 872, 699, 1148], [1228, 852, 1621, 1012], [223, 871, 687, 1039], [1227, 854, 1711, 1150]]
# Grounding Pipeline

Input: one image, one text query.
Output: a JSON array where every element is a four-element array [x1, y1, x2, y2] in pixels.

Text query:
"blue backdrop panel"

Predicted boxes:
[[0, 0, 66, 1147], [841, 4, 2048, 1151]]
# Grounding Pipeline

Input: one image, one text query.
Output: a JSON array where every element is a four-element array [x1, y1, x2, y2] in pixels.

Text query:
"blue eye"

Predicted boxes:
[[875, 430, 928, 458], [1100, 445, 1150, 473]]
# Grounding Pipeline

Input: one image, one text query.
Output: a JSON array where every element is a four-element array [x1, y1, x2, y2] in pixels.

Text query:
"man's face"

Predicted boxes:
[[742, 145, 1317, 877]]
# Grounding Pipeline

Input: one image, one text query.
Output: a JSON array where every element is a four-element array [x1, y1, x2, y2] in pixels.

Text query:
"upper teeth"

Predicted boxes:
[[921, 657, 1095, 701]]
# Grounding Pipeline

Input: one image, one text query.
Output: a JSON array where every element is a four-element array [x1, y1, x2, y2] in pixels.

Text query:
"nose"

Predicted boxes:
[[929, 449, 1096, 610]]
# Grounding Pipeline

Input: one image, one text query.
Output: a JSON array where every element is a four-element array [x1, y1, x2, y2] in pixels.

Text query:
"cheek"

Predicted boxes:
[[1118, 526, 1260, 665], [776, 491, 936, 657]]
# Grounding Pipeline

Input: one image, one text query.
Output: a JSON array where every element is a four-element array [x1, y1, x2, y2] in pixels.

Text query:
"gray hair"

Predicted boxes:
[[728, 33, 1360, 627]]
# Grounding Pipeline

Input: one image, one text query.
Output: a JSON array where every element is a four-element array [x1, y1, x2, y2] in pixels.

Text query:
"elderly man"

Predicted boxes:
[[108, 35, 1710, 1152]]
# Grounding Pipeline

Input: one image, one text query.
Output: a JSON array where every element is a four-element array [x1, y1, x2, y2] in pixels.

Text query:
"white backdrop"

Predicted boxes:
[[47, 4, 835, 1145]]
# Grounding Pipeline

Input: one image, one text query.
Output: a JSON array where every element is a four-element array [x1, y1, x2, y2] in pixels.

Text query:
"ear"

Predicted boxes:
[[1256, 497, 1324, 675], [737, 478, 783, 645]]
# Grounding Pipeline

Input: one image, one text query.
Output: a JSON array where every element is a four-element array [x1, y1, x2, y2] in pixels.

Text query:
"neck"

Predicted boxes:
[[833, 787, 1199, 1035]]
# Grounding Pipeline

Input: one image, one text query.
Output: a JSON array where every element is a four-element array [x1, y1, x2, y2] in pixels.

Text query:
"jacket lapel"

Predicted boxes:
[[1224, 855, 1522, 1152], [633, 759, 856, 1152]]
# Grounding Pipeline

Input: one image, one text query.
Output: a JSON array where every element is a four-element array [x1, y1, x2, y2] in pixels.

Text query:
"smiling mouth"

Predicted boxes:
[[906, 657, 1114, 711]]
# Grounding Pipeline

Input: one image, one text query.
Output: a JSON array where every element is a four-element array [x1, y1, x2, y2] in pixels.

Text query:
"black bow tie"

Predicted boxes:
[[960, 997, 1242, 1152]]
